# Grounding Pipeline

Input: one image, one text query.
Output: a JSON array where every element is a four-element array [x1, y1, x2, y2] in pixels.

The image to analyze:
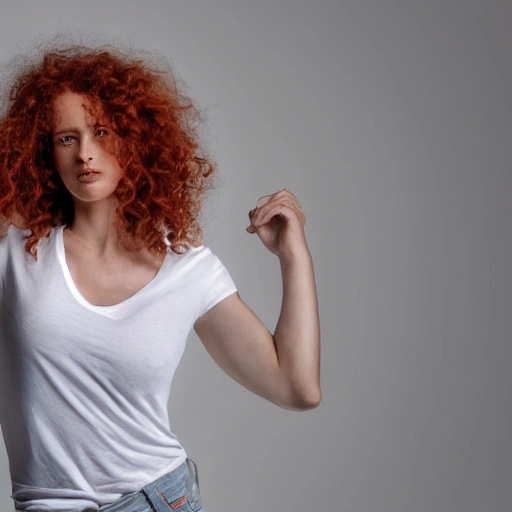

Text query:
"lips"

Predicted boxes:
[[78, 167, 99, 177], [77, 169, 101, 182]]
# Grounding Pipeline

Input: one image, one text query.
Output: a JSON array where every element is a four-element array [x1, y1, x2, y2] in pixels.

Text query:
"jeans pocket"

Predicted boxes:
[[156, 484, 202, 511], [155, 461, 203, 511]]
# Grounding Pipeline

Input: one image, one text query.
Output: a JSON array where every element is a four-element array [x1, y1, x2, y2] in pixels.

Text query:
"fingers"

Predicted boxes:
[[255, 189, 297, 208], [246, 209, 257, 233], [247, 189, 306, 232]]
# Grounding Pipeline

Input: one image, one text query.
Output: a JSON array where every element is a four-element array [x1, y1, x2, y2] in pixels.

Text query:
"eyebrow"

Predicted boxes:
[[53, 123, 106, 138], [53, 128, 80, 138]]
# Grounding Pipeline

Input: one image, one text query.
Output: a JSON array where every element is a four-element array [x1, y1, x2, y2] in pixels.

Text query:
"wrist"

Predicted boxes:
[[278, 242, 312, 268]]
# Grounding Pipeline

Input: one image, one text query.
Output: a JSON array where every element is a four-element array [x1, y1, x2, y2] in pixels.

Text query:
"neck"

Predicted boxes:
[[66, 198, 129, 255]]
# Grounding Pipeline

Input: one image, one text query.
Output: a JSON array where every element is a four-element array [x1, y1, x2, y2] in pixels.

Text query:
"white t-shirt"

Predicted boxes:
[[0, 225, 237, 511]]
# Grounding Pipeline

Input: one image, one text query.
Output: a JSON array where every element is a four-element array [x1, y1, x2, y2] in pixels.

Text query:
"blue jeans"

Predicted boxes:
[[97, 459, 204, 511]]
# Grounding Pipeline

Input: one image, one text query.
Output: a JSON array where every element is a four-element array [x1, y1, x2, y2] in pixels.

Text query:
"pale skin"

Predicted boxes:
[[52, 91, 321, 412]]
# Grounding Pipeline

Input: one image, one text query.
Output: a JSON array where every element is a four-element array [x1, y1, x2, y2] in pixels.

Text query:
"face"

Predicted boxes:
[[52, 91, 122, 206]]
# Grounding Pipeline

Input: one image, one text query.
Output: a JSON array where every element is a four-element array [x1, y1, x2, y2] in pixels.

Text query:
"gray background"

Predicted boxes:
[[0, 1, 511, 511]]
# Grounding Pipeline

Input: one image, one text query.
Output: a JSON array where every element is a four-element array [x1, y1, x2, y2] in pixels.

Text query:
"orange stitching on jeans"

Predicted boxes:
[[157, 490, 188, 509]]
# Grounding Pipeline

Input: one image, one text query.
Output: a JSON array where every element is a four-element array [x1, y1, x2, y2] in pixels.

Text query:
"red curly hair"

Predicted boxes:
[[0, 44, 215, 255]]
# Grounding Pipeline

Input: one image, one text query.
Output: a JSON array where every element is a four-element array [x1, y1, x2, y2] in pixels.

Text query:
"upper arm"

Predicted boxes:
[[193, 291, 286, 406]]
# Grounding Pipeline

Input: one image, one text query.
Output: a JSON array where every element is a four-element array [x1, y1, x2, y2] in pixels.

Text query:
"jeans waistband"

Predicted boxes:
[[98, 458, 202, 512], [142, 458, 199, 495]]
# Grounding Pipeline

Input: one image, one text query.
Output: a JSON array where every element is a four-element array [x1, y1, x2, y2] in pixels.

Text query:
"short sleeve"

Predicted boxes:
[[0, 237, 6, 302], [0, 226, 25, 302], [0, 225, 26, 284], [0, 224, 13, 278], [197, 249, 237, 319], [0, 235, 8, 279]]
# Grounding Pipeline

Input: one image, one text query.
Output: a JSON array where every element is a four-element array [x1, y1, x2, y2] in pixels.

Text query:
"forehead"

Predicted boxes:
[[52, 91, 98, 128]]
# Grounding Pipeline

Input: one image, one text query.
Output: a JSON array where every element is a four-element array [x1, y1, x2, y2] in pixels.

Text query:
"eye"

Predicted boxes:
[[58, 135, 76, 145], [95, 128, 108, 137]]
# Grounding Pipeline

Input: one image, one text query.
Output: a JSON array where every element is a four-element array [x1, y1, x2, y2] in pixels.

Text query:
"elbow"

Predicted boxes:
[[295, 389, 322, 411], [277, 385, 322, 412], [290, 399, 321, 412]]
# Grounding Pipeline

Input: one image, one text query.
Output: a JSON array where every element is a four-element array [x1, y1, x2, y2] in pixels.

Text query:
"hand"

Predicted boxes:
[[246, 188, 308, 259]]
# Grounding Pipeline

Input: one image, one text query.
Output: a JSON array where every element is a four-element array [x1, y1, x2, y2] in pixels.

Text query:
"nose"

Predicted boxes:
[[76, 138, 95, 165]]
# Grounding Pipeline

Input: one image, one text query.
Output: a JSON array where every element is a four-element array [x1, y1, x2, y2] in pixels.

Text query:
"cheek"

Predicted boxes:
[[52, 151, 75, 185], [106, 154, 123, 179], [53, 148, 68, 169]]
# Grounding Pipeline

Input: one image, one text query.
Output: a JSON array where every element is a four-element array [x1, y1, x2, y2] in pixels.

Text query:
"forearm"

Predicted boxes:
[[273, 246, 321, 410]]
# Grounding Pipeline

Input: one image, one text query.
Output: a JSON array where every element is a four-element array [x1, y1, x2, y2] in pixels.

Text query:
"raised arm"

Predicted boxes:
[[193, 189, 321, 411]]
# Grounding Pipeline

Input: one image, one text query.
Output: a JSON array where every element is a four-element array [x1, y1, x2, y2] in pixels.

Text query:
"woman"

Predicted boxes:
[[0, 42, 321, 511]]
